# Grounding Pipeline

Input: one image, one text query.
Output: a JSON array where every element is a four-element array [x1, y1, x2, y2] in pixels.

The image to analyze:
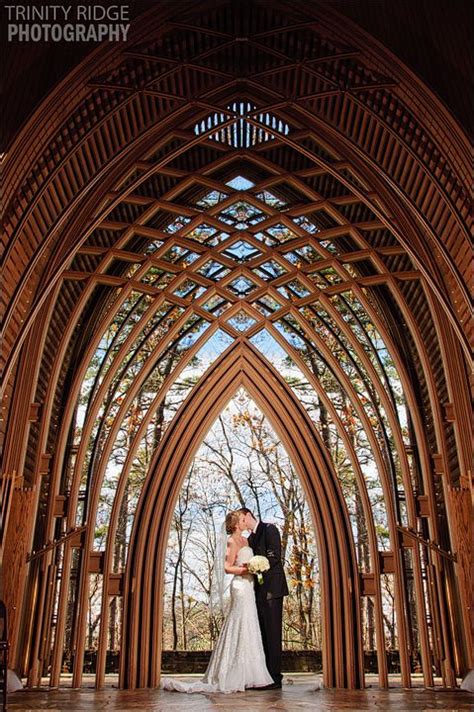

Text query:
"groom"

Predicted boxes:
[[238, 507, 289, 689]]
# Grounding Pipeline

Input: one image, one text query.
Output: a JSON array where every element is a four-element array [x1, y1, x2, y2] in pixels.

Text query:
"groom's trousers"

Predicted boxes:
[[256, 596, 284, 684]]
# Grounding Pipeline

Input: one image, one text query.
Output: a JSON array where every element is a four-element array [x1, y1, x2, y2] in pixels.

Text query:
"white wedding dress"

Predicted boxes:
[[161, 545, 273, 693]]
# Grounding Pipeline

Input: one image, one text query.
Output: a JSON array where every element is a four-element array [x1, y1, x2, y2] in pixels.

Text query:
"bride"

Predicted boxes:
[[161, 510, 274, 693]]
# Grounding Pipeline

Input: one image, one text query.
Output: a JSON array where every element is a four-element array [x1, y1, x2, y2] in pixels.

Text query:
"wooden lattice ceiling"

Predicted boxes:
[[1, 0, 471, 694]]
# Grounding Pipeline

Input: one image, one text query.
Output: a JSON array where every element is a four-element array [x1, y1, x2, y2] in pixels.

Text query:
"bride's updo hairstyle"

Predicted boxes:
[[225, 511, 240, 535]]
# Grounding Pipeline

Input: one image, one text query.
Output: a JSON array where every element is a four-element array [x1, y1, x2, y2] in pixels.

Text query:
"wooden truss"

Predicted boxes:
[[1, 0, 471, 693]]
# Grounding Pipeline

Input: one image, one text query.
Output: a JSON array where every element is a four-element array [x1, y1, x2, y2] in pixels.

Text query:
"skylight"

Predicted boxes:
[[194, 101, 290, 148], [226, 176, 255, 190]]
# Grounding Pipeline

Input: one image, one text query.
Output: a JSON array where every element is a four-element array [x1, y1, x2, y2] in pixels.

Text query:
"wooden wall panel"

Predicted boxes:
[[2, 486, 35, 661], [448, 482, 473, 644]]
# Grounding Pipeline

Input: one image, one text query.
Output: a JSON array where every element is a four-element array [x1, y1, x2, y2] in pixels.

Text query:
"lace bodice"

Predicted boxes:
[[236, 545, 253, 565]]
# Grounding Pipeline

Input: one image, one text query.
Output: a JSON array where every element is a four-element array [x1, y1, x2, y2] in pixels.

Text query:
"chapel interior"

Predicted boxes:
[[1, 1, 472, 709]]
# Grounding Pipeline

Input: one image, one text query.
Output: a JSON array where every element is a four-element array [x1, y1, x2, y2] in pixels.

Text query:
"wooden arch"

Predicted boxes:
[[121, 340, 362, 689], [1, 0, 471, 696]]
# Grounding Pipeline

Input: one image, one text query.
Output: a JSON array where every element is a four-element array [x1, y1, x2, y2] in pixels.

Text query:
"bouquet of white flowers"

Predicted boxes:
[[247, 555, 270, 584]]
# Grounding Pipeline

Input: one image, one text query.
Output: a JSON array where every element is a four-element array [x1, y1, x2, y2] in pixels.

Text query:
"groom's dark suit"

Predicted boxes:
[[248, 522, 289, 684]]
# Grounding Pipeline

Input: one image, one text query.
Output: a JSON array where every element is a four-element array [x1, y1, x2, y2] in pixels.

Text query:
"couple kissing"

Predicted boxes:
[[161, 507, 289, 694]]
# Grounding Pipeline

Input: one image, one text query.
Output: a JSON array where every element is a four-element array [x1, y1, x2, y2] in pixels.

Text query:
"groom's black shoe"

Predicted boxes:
[[253, 681, 282, 690]]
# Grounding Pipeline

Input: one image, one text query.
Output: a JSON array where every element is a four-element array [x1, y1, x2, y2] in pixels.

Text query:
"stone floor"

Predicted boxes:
[[6, 675, 474, 711]]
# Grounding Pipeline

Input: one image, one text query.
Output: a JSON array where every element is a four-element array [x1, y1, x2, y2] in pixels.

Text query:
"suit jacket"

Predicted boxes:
[[248, 522, 289, 600]]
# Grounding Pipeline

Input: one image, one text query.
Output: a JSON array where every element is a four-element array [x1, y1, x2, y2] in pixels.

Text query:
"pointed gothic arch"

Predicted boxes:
[[120, 341, 363, 689]]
